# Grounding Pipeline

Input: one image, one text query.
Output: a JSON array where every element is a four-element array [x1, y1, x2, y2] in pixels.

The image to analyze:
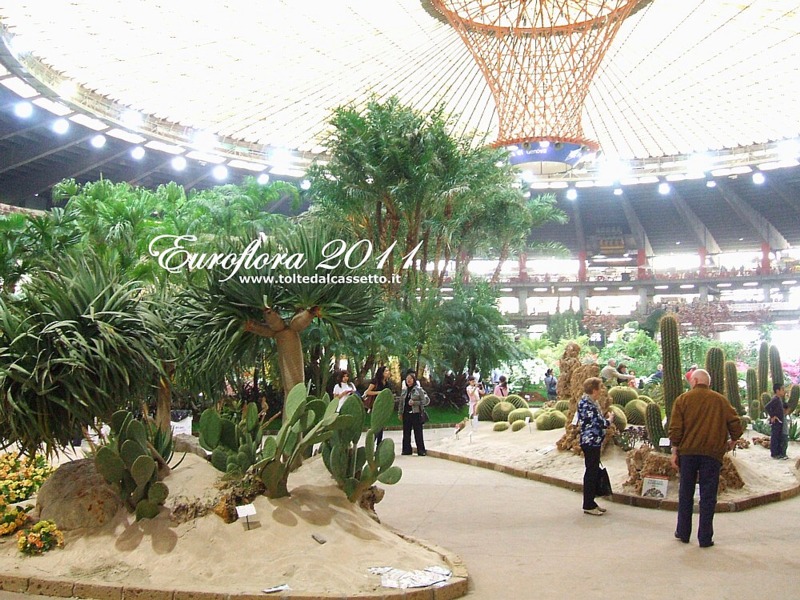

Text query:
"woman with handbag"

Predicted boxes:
[[399, 370, 430, 456], [577, 376, 614, 516]]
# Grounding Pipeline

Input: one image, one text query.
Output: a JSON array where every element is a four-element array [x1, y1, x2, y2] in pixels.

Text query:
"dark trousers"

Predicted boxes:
[[676, 454, 721, 545], [581, 444, 601, 510], [770, 422, 784, 457], [402, 412, 426, 455]]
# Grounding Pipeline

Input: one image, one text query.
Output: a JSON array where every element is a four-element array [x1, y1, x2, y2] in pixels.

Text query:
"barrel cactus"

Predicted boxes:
[[535, 409, 567, 431], [609, 404, 627, 431], [477, 395, 501, 421], [511, 420, 528, 432], [724, 360, 745, 416], [624, 399, 648, 425], [660, 314, 682, 428], [94, 410, 169, 521], [645, 402, 667, 453], [746, 368, 758, 403], [705, 347, 725, 395], [553, 400, 571, 413], [608, 386, 638, 406], [492, 401, 515, 422], [494, 422, 510, 432], [758, 341, 769, 394], [505, 394, 529, 410], [508, 408, 535, 424], [637, 395, 654, 404]]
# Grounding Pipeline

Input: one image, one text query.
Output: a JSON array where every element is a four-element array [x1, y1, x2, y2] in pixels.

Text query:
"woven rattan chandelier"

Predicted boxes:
[[431, 1, 648, 160]]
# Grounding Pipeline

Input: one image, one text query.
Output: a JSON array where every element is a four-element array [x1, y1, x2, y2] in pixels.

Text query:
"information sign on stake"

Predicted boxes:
[[236, 503, 256, 530]]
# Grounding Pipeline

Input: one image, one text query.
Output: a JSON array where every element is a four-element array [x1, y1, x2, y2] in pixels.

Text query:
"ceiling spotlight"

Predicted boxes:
[[51, 118, 70, 134], [171, 156, 187, 171], [130, 146, 146, 160], [257, 173, 270, 185], [613, 188, 623, 196], [566, 188, 578, 201], [14, 102, 33, 118], [212, 165, 228, 181], [658, 182, 670, 195], [752, 172, 765, 185], [300, 179, 311, 191], [90, 134, 107, 148], [706, 180, 717, 188]]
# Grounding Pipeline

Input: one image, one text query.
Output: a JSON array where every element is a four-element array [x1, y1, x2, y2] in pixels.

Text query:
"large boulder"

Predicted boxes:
[[174, 433, 209, 459], [36, 458, 122, 530]]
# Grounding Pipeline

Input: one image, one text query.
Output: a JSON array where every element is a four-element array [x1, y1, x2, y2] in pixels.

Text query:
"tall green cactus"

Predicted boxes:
[[724, 361, 745, 416], [255, 383, 346, 499], [659, 314, 682, 428], [705, 347, 725, 395], [645, 402, 667, 453], [769, 345, 784, 389], [758, 341, 769, 394], [199, 402, 267, 475], [321, 388, 402, 503], [95, 410, 169, 520], [788, 385, 799, 414], [746, 368, 758, 403]]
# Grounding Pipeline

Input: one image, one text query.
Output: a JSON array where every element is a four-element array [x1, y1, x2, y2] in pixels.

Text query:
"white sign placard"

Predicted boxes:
[[641, 476, 669, 498], [235, 503, 256, 518], [658, 437, 671, 447], [170, 416, 193, 436]]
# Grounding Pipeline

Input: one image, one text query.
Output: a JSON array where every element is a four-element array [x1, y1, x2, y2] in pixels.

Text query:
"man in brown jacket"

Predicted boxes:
[[669, 368, 743, 548]]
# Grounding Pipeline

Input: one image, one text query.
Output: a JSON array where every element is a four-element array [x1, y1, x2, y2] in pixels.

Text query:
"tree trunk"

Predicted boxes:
[[155, 361, 175, 434], [491, 243, 510, 284]]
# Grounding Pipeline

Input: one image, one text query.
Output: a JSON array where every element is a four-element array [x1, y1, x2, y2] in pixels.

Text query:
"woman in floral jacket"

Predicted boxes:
[[577, 377, 613, 515]]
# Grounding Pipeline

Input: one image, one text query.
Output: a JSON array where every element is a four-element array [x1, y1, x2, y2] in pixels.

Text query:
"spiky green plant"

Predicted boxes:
[[511, 420, 527, 432], [769, 345, 784, 389], [553, 400, 570, 413], [493, 422, 510, 432], [659, 314, 682, 428], [321, 388, 401, 503], [758, 341, 769, 395], [705, 347, 725, 395], [505, 394, 529, 410], [608, 386, 639, 406], [609, 404, 627, 431], [94, 410, 169, 520], [507, 408, 535, 424], [788, 385, 799, 414], [645, 403, 668, 453], [491, 401, 515, 422], [624, 399, 648, 426], [535, 409, 566, 431], [198, 402, 269, 475], [746, 368, 758, 403], [477, 395, 501, 421], [724, 361, 745, 416]]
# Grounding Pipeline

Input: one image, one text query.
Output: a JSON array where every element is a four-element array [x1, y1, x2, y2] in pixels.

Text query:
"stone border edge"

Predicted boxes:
[[425, 449, 800, 513]]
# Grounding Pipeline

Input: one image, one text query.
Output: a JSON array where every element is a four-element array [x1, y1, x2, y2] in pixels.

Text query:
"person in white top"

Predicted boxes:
[[333, 372, 357, 411], [466, 375, 483, 418]]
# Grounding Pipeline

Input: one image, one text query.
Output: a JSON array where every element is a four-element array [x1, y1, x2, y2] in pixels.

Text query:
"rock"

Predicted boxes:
[[173, 434, 209, 460], [36, 459, 122, 530]]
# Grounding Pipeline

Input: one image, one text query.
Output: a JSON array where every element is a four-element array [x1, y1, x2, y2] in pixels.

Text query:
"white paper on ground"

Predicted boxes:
[[368, 566, 452, 589], [262, 584, 290, 593]]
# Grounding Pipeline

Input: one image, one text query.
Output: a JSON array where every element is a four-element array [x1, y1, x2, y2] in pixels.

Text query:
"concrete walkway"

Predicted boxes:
[[378, 450, 800, 600]]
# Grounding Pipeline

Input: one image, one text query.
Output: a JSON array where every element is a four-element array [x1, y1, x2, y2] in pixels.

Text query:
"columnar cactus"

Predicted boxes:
[[746, 368, 758, 403], [724, 360, 745, 416], [645, 402, 667, 453], [659, 314, 682, 428], [758, 341, 769, 394], [94, 410, 169, 520], [787, 385, 799, 414], [769, 345, 784, 389], [321, 388, 401, 503], [705, 347, 725, 395], [608, 386, 638, 406]]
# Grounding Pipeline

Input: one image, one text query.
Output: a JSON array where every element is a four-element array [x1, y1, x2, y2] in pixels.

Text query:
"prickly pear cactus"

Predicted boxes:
[[199, 402, 265, 475], [644, 403, 667, 453], [724, 360, 745, 416], [95, 410, 169, 520], [705, 347, 725, 395]]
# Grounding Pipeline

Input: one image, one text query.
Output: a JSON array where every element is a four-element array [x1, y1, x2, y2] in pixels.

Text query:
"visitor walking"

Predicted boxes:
[[466, 375, 482, 418], [765, 383, 788, 460], [363, 366, 390, 447], [669, 368, 743, 548], [544, 369, 558, 402], [399, 370, 429, 456], [577, 377, 613, 516]]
